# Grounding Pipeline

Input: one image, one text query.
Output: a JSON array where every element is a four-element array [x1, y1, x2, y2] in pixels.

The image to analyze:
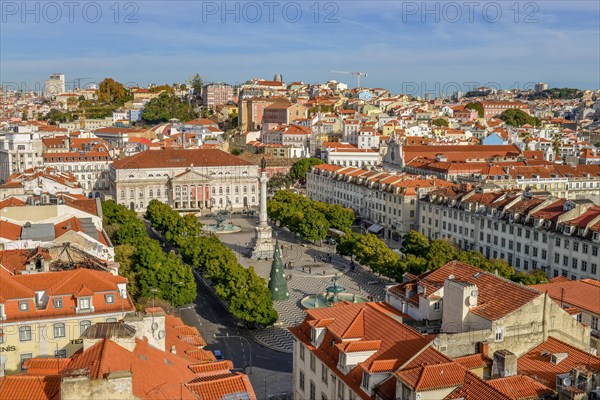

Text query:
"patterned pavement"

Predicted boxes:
[[216, 217, 394, 353]]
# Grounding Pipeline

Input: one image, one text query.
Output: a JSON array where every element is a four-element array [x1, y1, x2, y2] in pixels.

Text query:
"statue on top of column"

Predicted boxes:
[[261, 157, 267, 172]]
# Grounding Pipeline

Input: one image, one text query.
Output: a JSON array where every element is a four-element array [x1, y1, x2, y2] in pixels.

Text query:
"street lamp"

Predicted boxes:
[[213, 333, 252, 374], [171, 281, 184, 314]]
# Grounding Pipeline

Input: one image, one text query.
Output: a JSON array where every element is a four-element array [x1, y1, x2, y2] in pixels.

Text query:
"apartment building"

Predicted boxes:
[[0, 268, 134, 375], [532, 277, 600, 352], [0, 167, 83, 199], [385, 261, 590, 357], [320, 142, 381, 168], [289, 296, 597, 400], [110, 148, 259, 212], [0, 308, 257, 399], [478, 101, 530, 119], [0, 126, 44, 182], [306, 164, 454, 241], [42, 136, 112, 196], [417, 186, 600, 280], [201, 82, 234, 108]]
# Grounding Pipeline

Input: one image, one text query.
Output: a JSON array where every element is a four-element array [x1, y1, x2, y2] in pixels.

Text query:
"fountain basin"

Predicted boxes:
[[203, 224, 242, 234], [300, 293, 369, 309]]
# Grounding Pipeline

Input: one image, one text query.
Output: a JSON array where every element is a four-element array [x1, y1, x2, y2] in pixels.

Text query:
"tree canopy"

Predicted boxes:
[[102, 201, 197, 307], [289, 157, 323, 184], [267, 190, 355, 242], [97, 78, 131, 105], [465, 102, 484, 118], [142, 93, 198, 124], [145, 199, 278, 327], [432, 118, 449, 127], [499, 108, 541, 127]]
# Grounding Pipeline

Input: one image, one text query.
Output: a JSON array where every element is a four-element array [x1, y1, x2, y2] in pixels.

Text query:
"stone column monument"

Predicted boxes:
[[249, 157, 275, 259]]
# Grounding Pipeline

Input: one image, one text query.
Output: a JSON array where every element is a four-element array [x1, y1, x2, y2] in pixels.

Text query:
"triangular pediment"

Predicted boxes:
[[171, 169, 211, 182]]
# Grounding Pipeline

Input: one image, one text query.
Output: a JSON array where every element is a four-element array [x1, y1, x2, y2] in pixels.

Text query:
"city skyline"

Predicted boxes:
[[1, 1, 599, 93]]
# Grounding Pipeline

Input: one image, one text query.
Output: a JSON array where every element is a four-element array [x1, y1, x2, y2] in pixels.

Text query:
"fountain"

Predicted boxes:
[[300, 274, 369, 309], [202, 209, 242, 234]]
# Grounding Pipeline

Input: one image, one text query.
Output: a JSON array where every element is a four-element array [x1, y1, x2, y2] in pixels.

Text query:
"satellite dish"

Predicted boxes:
[[448, 274, 455, 280], [33, 187, 42, 195], [563, 378, 572, 387], [157, 330, 165, 339], [151, 322, 159, 331], [49, 187, 57, 195], [433, 337, 441, 346], [468, 296, 478, 307]]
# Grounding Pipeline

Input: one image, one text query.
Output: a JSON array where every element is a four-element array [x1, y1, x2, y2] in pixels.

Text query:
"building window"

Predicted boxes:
[[310, 352, 316, 372], [80, 320, 91, 335], [20, 353, 32, 371], [120, 191, 125, 199], [0, 328, 4, 344], [299, 343, 305, 361], [19, 326, 32, 342], [106, 318, 117, 323], [321, 363, 328, 384], [79, 298, 91, 310], [52, 298, 63, 309], [591, 316, 599, 330], [495, 327, 504, 342], [337, 379, 344, 399], [321, 393, 328, 400], [54, 323, 66, 338], [19, 301, 29, 311], [434, 302, 441, 311], [299, 370, 305, 391], [105, 294, 115, 304], [310, 380, 316, 400]]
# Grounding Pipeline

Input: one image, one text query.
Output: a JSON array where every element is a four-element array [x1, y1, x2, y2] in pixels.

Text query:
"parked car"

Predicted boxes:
[[213, 350, 224, 361]]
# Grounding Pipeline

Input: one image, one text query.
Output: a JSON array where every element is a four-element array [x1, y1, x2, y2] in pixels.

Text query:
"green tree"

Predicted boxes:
[[114, 244, 140, 299], [465, 102, 484, 118], [337, 232, 359, 257], [499, 108, 541, 127], [432, 118, 448, 127], [97, 78, 131, 105], [289, 157, 323, 184], [512, 269, 548, 285], [189, 74, 204, 97], [425, 239, 458, 270], [142, 93, 199, 124], [400, 254, 428, 276], [401, 230, 430, 258], [292, 207, 329, 242]]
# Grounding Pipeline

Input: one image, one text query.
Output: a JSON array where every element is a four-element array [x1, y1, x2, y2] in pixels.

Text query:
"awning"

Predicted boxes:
[[367, 224, 384, 234]]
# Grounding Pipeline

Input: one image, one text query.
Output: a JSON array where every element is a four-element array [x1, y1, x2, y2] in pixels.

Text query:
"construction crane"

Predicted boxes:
[[330, 70, 368, 89], [66, 77, 92, 91]]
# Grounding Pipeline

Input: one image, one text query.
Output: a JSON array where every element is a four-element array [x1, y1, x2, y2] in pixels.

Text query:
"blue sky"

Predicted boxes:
[[1, 0, 599, 95]]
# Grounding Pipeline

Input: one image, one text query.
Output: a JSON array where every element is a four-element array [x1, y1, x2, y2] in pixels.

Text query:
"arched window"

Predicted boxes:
[[53, 323, 65, 338], [243, 186, 247, 194], [251, 186, 256, 194], [80, 320, 91, 335], [130, 189, 134, 199], [252, 196, 256, 203], [157, 189, 161, 197], [120, 191, 125, 199], [149, 189, 154, 198], [139, 191, 144, 198], [219, 187, 223, 195]]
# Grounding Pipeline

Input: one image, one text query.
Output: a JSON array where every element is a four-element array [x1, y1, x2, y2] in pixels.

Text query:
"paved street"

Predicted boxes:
[[145, 219, 293, 399]]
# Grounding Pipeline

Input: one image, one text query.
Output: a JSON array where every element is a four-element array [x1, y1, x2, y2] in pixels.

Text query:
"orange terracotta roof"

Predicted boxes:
[[487, 375, 554, 399], [396, 362, 467, 391], [111, 149, 253, 170], [0, 220, 21, 240], [0, 375, 61, 400], [445, 371, 511, 399], [518, 336, 600, 389], [533, 278, 600, 315], [389, 261, 541, 321]]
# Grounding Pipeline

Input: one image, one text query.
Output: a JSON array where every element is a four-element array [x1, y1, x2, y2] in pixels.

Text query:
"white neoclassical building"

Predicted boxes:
[[109, 148, 259, 212]]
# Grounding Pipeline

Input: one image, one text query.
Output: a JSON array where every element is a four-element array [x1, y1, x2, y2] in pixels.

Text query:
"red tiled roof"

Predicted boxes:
[[111, 149, 253, 170], [453, 353, 493, 370], [487, 375, 554, 399], [0, 220, 21, 240], [0, 375, 61, 400], [532, 279, 600, 315], [396, 362, 467, 391], [389, 261, 541, 321], [445, 371, 511, 400], [518, 337, 600, 389]]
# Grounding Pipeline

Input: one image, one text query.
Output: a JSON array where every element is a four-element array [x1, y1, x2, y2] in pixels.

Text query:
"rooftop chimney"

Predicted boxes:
[[492, 349, 517, 378]]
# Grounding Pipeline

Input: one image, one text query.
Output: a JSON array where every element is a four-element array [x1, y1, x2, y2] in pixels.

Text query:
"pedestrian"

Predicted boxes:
[[309, 266, 312, 274], [302, 266, 305, 272]]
